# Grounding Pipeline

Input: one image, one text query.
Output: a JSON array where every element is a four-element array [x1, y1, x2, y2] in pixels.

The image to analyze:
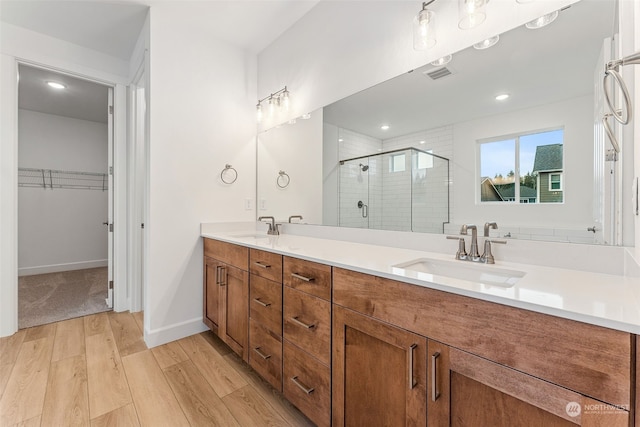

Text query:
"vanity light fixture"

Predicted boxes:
[[525, 10, 559, 29], [380, 124, 390, 130], [431, 55, 452, 66], [46, 81, 66, 89], [473, 35, 499, 50], [413, 0, 437, 51], [256, 85, 290, 123], [495, 93, 510, 101], [288, 118, 297, 125], [301, 113, 311, 120], [458, 0, 489, 30]]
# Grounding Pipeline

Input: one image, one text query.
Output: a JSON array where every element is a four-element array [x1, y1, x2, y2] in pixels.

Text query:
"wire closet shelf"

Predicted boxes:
[[18, 168, 109, 191]]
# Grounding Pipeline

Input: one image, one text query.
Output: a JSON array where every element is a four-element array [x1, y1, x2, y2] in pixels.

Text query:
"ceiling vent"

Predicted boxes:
[[423, 67, 452, 80]]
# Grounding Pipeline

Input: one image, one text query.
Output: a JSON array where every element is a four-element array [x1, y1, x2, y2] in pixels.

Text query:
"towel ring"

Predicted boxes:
[[603, 68, 632, 125], [221, 164, 238, 184], [277, 170, 290, 188]]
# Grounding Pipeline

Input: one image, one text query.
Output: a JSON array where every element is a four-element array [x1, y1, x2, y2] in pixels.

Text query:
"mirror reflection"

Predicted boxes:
[[257, 0, 619, 245]]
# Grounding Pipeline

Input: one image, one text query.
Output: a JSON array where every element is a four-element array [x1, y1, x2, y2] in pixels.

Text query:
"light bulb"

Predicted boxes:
[[256, 103, 263, 123], [458, 0, 489, 30], [268, 96, 276, 118], [280, 88, 290, 112]]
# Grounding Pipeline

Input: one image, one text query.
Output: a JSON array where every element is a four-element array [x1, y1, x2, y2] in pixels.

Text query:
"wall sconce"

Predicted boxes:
[[413, 0, 437, 50], [256, 86, 290, 123], [458, 0, 489, 30]]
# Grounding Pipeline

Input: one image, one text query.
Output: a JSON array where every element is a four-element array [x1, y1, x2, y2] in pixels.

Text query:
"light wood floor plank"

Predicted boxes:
[[86, 330, 132, 419], [178, 334, 247, 398], [164, 360, 240, 426], [0, 363, 14, 400], [122, 350, 189, 427], [0, 329, 26, 366], [84, 312, 110, 337], [51, 317, 85, 362], [199, 330, 233, 355], [224, 352, 314, 427], [132, 311, 144, 333], [23, 323, 56, 342], [41, 354, 89, 427], [108, 312, 147, 357], [10, 414, 41, 426], [90, 403, 140, 427], [151, 341, 189, 370], [222, 385, 291, 427], [0, 336, 54, 425]]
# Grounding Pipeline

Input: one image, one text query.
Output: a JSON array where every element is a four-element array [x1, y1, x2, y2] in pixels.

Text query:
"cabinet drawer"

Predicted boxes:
[[250, 248, 282, 282], [283, 341, 331, 427], [284, 256, 331, 301], [283, 287, 331, 366], [249, 274, 282, 335], [204, 238, 248, 270], [249, 319, 283, 392]]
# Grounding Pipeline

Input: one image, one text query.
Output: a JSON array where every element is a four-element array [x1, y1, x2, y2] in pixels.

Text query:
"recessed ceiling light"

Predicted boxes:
[[380, 125, 390, 130], [46, 81, 66, 89], [495, 93, 510, 101], [525, 10, 559, 29], [431, 55, 452, 67], [338, 138, 344, 142], [419, 140, 426, 144], [473, 35, 499, 50]]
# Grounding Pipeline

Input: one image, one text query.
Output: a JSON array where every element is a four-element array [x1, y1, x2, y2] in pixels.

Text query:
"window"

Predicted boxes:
[[390, 153, 406, 172], [416, 150, 433, 169], [479, 129, 563, 204], [549, 173, 562, 191]]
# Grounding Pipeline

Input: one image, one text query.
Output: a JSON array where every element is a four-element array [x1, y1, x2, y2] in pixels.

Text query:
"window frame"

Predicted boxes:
[[549, 172, 563, 191]]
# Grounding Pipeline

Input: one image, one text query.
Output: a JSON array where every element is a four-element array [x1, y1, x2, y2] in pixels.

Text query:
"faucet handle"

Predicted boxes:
[[446, 235, 467, 260]]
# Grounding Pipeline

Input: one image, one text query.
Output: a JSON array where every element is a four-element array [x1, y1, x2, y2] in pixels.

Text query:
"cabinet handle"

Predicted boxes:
[[253, 298, 271, 307], [253, 347, 271, 360], [254, 261, 271, 269], [432, 351, 441, 401], [291, 272, 315, 282], [408, 344, 417, 390], [290, 316, 315, 329], [291, 376, 314, 394], [219, 266, 227, 286]]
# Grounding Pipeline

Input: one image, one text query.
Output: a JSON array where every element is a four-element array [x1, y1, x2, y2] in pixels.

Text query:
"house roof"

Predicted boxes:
[[532, 144, 563, 172], [494, 183, 537, 198]]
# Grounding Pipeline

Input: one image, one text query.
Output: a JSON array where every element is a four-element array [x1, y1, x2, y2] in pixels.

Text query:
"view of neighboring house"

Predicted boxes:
[[480, 178, 537, 203], [532, 143, 563, 203]]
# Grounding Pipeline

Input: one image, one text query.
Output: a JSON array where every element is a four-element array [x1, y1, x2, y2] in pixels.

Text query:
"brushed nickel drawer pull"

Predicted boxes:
[[253, 298, 271, 307], [291, 316, 315, 329], [254, 261, 271, 269], [291, 376, 314, 394], [219, 266, 227, 286], [408, 344, 417, 390], [215, 265, 222, 285], [291, 272, 315, 282], [253, 347, 271, 360], [432, 351, 441, 401]]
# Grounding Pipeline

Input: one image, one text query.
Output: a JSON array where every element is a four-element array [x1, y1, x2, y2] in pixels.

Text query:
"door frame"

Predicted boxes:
[[0, 57, 129, 337]]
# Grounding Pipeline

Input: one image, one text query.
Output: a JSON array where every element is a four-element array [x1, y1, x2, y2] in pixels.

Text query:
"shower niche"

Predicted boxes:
[[338, 147, 450, 233]]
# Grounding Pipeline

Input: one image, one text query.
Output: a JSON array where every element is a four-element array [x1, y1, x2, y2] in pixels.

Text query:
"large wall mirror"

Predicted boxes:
[[257, 0, 623, 245]]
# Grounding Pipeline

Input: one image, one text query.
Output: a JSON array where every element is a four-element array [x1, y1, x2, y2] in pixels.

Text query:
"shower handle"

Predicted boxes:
[[357, 201, 368, 218]]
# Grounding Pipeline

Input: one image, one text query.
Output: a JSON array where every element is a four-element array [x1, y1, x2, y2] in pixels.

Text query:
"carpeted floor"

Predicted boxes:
[[18, 267, 111, 329]]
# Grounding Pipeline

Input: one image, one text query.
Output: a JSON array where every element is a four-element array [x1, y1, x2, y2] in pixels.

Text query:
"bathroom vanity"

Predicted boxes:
[[201, 227, 639, 427]]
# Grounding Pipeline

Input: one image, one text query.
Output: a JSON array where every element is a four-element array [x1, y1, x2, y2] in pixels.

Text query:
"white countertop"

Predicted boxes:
[[201, 225, 640, 334]]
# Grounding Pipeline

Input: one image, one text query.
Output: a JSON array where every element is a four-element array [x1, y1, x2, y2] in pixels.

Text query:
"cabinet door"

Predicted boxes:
[[427, 339, 629, 427], [333, 306, 427, 427], [204, 257, 221, 332], [222, 263, 249, 361]]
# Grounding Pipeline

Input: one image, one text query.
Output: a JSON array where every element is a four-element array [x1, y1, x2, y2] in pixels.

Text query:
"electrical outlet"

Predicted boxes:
[[260, 199, 267, 210], [245, 198, 253, 210]]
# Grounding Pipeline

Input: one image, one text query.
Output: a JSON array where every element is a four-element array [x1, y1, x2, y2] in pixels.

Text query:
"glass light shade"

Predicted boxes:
[[413, 8, 436, 50], [256, 103, 263, 123], [473, 35, 499, 50], [525, 10, 559, 29], [431, 55, 452, 66], [458, 0, 489, 30], [280, 88, 290, 112], [267, 96, 277, 117]]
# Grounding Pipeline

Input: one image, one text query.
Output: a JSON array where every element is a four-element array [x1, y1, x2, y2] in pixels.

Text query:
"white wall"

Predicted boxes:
[[18, 109, 108, 275], [145, 3, 257, 346], [257, 110, 323, 224]]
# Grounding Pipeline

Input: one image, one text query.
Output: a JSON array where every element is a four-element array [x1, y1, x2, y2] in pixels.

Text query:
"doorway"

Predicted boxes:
[[17, 63, 114, 328]]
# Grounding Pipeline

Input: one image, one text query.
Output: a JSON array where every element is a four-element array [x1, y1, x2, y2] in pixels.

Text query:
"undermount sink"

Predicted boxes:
[[392, 258, 525, 288]]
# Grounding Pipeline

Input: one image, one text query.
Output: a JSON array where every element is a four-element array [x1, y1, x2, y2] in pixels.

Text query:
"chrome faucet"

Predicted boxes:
[[460, 224, 480, 261], [288, 215, 303, 223], [258, 216, 280, 235]]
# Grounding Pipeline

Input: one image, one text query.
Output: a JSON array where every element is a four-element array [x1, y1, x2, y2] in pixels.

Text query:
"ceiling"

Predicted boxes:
[[323, 0, 616, 140], [3, 0, 320, 123]]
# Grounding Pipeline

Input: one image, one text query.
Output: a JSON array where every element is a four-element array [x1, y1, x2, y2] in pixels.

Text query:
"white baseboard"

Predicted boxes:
[[18, 259, 108, 276], [143, 316, 208, 348]]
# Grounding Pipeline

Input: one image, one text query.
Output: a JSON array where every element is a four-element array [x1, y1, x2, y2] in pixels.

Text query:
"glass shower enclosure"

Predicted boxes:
[[338, 147, 450, 233]]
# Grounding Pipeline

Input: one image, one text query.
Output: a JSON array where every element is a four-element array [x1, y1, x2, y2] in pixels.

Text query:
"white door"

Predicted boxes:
[[106, 87, 114, 308]]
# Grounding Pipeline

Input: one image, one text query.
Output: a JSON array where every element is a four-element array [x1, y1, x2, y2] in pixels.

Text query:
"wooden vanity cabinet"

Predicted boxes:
[[203, 238, 249, 361], [427, 339, 629, 427], [248, 248, 284, 391], [332, 305, 427, 427], [282, 256, 332, 427]]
